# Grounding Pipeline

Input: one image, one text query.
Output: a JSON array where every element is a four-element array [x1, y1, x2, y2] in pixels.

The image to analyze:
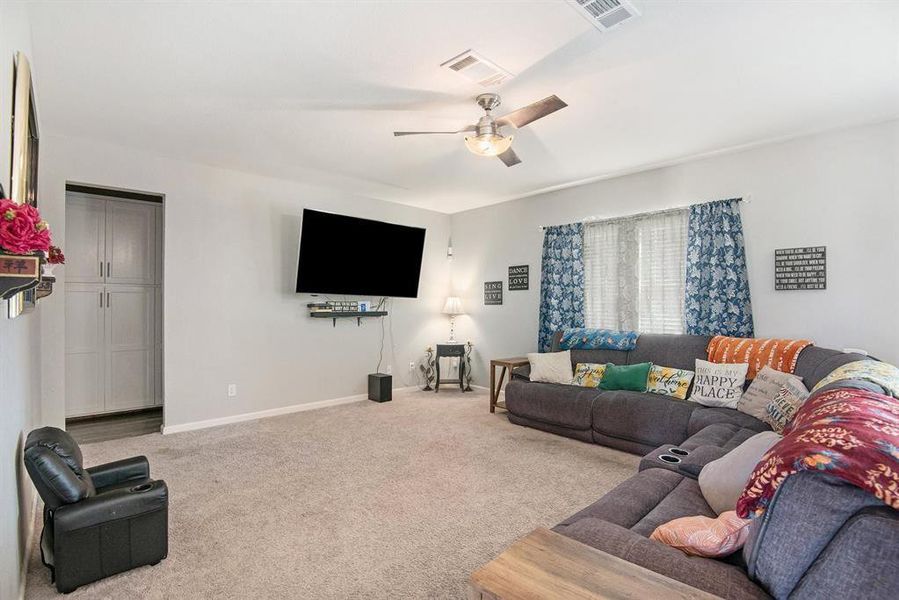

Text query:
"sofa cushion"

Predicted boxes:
[[559, 468, 715, 535], [555, 469, 770, 599], [506, 413, 594, 443], [626, 333, 712, 371], [682, 423, 764, 452], [503, 380, 597, 430], [688, 406, 770, 437], [592, 391, 695, 449], [554, 518, 769, 600]]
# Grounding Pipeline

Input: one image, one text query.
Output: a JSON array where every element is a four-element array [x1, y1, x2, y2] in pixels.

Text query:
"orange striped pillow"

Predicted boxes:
[[650, 511, 752, 557]]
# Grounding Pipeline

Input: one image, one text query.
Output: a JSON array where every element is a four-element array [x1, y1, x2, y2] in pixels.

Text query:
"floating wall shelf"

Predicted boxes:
[[309, 311, 388, 327]]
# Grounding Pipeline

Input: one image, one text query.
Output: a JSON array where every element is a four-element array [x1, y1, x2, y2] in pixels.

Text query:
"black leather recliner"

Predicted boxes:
[[23, 426, 168, 593]]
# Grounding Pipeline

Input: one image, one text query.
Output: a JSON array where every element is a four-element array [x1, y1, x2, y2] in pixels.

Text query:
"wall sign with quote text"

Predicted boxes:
[[508, 265, 529, 291], [484, 281, 503, 305], [775, 246, 826, 290]]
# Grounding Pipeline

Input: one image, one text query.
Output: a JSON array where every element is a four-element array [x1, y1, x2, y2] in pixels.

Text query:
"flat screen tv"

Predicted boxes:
[[295, 209, 426, 298]]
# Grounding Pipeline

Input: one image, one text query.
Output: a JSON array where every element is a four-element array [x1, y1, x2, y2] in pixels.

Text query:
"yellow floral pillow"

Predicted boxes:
[[573, 363, 607, 388], [647, 365, 695, 400]]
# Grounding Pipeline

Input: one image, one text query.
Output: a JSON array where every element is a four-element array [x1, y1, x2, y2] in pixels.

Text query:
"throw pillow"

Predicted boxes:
[[689, 360, 749, 408], [737, 366, 805, 421], [527, 351, 573, 385], [698, 431, 782, 514], [651, 511, 752, 558], [573, 363, 607, 388], [762, 378, 810, 432], [646, 365, 695, 400], [598, 362, 652, 392]]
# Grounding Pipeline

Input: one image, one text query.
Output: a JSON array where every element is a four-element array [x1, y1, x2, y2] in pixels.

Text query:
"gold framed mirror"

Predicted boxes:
[[7, 51, 40, 318]]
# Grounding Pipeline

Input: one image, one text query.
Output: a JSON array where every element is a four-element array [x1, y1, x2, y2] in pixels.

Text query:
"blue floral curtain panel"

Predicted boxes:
[[538, 223, 585, 352], [684, 199, 754, 337]]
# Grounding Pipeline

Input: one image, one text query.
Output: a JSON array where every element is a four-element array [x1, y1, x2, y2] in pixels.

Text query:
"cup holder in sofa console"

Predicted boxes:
[[659, 454, 682, 464], [131, 483, 154, 493], [668, 448, 689, 456]]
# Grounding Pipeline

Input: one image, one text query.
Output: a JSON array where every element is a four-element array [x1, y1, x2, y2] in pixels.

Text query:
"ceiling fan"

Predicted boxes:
[[393, 93, 567, 167]]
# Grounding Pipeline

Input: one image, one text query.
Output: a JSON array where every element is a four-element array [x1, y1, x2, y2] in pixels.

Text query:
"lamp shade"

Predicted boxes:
[[442, 296, 464, 315]]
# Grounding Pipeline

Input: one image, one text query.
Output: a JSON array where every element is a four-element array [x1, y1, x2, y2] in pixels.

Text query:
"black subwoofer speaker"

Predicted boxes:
[[368, 373, 392, 402]]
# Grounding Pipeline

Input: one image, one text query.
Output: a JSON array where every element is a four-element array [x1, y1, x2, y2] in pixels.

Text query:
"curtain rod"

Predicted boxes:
[[537, 196, 750, 231]]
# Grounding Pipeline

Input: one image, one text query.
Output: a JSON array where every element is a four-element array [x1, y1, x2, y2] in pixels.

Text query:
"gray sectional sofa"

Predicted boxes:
[[504, 332, 899, 599]]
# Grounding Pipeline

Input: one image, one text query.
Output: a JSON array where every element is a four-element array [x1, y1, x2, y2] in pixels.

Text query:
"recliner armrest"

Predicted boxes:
[[54, 479, 168, 533], [87, 456, 150, 490], [511, 364, 531, 381]]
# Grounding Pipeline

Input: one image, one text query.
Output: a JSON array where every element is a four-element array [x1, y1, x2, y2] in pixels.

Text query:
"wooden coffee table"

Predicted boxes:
[[468, 528, 720, 600], [489, 357, 528, 413]]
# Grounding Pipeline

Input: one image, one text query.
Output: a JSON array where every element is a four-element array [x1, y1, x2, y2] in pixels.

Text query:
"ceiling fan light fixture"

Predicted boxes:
[[464, 133, 513, 157]]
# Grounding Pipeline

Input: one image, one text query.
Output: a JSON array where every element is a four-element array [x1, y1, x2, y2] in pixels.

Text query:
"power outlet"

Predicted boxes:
[[227, 384, 237, 398], [409, 361, 415, 371], [385, 365, 392, 375]]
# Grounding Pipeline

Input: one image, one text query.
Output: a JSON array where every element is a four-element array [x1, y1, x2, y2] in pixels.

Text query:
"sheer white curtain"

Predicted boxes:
[[584, 209, 688, 333]]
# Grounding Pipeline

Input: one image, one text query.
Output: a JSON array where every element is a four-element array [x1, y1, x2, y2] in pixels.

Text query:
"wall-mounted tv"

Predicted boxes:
[[295, 209, 426, 298]]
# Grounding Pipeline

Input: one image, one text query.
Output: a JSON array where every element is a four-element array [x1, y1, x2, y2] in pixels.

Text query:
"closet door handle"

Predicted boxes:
[[100, 261, 104, 278], [107, 292, 110, 307], [100, 292, 103, 308], [107, 262, 111, 278]]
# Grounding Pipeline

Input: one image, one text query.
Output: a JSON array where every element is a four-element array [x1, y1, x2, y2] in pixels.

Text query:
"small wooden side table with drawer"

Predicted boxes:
[[489, 357, 529, 413]]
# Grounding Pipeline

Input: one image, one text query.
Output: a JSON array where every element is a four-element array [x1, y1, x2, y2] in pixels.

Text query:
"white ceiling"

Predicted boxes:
[[27, 1, 899, 213]]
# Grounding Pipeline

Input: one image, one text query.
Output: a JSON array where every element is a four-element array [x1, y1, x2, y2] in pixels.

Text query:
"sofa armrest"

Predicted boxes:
[[87, 456, 149, 490], [511, 364, 531, 381], [743, 471, 884, 598], [54, 479, 167, 533]]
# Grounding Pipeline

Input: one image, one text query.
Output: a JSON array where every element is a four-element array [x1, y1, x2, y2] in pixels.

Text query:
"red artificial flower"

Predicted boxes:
[[48, 245, 65, 264], [0, 198, 52, 254]]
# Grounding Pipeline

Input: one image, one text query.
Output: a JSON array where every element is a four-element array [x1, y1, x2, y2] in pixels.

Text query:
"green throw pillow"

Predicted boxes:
[[599, 362, 652, 392]]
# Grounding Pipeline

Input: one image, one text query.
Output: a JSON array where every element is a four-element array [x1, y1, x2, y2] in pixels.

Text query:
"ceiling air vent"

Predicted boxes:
[[569, 0, 641, 32], [440, 50, 514, 87]]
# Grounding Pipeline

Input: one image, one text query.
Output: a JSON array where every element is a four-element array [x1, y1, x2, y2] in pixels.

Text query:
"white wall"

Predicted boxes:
[[0, 2, 42, 598], [451, 120, 899, 384], [39, 135, 452, 430]]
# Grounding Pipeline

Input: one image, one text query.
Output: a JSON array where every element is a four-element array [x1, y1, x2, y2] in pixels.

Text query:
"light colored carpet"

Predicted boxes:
[[26, 389, 639, 599]]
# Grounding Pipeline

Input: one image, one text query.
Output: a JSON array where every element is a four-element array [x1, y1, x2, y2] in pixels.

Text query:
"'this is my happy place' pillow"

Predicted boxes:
[[690, 360, 749, 408]]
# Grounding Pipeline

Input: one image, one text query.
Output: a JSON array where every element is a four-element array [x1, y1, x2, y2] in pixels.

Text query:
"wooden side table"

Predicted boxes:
[[489, 357, 528, 413], [469, 528, 720, 600]]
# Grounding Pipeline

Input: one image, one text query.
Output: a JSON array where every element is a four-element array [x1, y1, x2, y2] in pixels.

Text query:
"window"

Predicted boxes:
[[583, 209, 688, 334]]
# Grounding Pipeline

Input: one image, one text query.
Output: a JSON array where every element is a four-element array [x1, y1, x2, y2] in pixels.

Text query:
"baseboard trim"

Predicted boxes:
[[161, 386, 421, 435], [18, 493, 38, 600]]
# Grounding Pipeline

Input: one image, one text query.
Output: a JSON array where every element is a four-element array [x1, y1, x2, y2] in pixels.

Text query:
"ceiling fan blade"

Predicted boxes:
[[394, 125, 475, 137], [496, 95, 567, 129], [497, 147, 522, 167]]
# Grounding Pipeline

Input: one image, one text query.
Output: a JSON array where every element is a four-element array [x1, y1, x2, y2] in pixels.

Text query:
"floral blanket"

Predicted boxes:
[[812, 359, 899, 398], [736, 386, 899, 518], [706, 336, 812, 379], [559, 328, 639, 351]]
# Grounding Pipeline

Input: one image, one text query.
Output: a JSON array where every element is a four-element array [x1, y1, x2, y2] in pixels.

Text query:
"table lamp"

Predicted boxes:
[[442, 296, 464, 343]]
